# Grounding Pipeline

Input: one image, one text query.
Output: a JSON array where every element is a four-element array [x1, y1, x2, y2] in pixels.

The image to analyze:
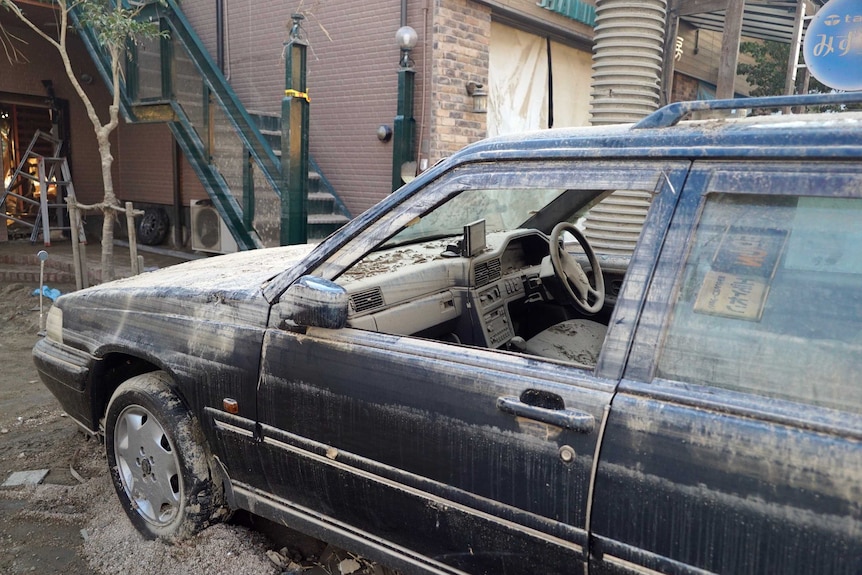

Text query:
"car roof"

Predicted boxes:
[[448, 93, 862, 164]]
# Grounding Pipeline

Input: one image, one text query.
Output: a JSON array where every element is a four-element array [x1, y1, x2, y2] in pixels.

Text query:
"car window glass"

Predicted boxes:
[[383, 187, 567, 246], [325, 161, 686, 371], [657, 192, 862, 414]]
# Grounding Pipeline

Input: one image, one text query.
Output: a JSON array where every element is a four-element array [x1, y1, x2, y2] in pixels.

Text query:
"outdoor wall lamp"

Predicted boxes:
[[395, 25, 418, 68], [377, 124, 393, 142], [466, 81, 488, 114]]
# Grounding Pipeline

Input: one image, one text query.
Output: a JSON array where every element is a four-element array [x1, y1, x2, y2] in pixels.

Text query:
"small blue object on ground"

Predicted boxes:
[[32, 286, 62, 301]]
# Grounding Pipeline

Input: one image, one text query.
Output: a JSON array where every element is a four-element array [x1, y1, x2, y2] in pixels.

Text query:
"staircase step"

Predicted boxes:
[[308, 214, 350, 225], [308, 192, 334, 215], [307, 215, 349, 240], [308, 172, 321, 194], [249, 112, 281, 133]]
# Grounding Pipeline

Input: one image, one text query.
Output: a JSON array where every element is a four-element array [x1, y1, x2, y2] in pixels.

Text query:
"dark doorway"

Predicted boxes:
[[2, 92, 70, 234]]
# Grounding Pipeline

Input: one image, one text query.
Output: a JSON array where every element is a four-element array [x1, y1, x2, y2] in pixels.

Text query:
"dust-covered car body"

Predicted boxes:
[[34, 93, 862, 574]]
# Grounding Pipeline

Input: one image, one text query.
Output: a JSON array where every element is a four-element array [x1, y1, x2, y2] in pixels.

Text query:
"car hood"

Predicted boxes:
[[55, 244, 316, 328], [91, 244, 317, 294]]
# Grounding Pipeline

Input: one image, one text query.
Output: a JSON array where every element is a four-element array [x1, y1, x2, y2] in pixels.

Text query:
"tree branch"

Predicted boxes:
[[0, 0, 62, 52]]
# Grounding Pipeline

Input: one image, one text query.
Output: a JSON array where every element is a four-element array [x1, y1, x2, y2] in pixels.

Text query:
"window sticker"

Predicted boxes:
[[693, 227, 788, 321]]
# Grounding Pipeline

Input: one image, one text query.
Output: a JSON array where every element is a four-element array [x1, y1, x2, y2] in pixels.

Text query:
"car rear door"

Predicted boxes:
[[591, 162, 862, 575], [251, 160, 689, 574]]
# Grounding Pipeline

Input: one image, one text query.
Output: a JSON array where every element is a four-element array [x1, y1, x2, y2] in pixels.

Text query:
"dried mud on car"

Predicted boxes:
[[0, 282, 387, 575]]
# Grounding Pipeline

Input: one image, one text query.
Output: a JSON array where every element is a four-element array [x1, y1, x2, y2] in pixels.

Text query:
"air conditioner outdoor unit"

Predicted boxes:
[[190, 199, 238, 254]]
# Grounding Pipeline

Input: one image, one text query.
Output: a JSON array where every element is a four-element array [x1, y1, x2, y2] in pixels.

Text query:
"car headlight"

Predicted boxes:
[[46, 306, 63, 344]]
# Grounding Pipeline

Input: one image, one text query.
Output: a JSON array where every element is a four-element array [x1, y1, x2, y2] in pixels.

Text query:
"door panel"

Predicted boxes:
[[252, 158, 690, 572], [593, 385, 862, 575], [257, 328, 613, 573], [593, 163, 862, 574]]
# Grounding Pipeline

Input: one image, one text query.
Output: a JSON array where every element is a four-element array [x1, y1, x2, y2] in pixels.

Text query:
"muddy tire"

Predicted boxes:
[[104, 371, 224, 541]]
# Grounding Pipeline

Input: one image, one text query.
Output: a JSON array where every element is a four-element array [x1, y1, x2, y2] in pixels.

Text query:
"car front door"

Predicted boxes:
[[251, 160, 689, 574], [591, 163, 862, 575]]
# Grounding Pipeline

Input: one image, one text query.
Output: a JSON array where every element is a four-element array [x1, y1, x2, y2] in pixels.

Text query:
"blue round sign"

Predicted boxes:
[[803, 0, 862, 91]]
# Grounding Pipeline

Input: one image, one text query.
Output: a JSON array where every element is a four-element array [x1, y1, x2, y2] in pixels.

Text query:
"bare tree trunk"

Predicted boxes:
[[98, 134, 117, 281]]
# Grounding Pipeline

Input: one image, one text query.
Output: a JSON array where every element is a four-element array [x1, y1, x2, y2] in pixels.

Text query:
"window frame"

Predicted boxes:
[[625, 160, 862, 432]]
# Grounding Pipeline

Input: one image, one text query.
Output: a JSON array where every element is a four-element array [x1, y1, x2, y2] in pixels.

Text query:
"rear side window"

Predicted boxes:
[[657, 191, 862, 414]]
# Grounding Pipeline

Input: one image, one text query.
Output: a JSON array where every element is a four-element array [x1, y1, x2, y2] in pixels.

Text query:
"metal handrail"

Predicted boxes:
[[70, 0, 352, 249]]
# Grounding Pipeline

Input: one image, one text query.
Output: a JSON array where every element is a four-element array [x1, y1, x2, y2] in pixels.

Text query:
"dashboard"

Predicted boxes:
[[339, 229, 624, 350]]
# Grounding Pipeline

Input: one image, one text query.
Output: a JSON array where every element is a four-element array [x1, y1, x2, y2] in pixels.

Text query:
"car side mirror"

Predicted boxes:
[[279, 275, 348, 330]]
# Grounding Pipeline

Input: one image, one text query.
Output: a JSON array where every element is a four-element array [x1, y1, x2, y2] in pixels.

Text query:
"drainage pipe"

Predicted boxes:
[[589, 0, 667, 125], [584, 0, 668, 255], [216, 0, 224, 72]]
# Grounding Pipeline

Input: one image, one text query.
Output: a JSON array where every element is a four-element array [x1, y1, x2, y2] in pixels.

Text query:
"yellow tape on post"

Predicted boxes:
[[284, 89, 311, 102]]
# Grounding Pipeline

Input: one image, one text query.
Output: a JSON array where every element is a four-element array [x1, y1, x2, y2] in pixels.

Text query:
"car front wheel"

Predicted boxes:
[[104, 371, 225, 541]]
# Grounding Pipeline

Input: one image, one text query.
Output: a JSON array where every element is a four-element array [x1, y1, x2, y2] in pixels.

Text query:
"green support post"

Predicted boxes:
[[281, 14, 309, 245], [126, 40, 139, 102], [242, 149, 255, 230], [392, 67, 415, 192], [160, 19, 172, 99], [391, 26, 418, 193]]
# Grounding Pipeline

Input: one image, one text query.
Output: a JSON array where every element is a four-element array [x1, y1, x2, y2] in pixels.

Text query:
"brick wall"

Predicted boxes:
[[671, 72, 699, 103], [183, 1, 492, 215], [182, 1, 415, 216], [428, 0, 491, 163], [303, 0, 413, 215], [176, 1, 593, 216], [176, 1, 590, 215]]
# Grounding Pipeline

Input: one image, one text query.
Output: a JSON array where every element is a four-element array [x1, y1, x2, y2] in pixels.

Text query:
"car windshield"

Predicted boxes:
[[382, 187, 567, 247]]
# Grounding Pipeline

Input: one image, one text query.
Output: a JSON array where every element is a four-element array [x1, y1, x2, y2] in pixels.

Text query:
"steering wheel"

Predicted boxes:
[[549, 222, 605, 314]]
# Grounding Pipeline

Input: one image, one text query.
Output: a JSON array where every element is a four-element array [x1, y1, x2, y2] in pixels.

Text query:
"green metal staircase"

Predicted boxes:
[[72, 0, 350, 249]]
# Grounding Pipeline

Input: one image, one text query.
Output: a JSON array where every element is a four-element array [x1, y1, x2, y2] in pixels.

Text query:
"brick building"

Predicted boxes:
[[1, 0, 753, 249], [178, 0, 598, 216]]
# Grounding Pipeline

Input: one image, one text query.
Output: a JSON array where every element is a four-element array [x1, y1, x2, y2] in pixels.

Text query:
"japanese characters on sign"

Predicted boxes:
[[694, 227, 788, 321], [802, 0, 862, 91]]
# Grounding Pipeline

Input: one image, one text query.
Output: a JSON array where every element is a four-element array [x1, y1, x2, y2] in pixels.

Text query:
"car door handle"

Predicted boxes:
[[496, 395, 595, 433]]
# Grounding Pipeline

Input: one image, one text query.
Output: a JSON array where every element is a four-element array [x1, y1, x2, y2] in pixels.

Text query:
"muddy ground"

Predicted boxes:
[[0, 281, 389, 575]]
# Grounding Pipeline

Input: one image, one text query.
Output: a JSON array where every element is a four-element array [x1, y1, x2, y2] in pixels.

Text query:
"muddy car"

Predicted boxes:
[[34, 93, 862, 575]]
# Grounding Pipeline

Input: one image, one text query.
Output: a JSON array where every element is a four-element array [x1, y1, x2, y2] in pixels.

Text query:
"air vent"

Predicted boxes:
[[474, 259, 502, 287], [350, 287, 384, 313]]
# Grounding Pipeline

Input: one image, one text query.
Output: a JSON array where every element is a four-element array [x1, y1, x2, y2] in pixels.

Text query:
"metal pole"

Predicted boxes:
[[38, 250, 48, 332], [281, 14, 309, 245], [783, 0, 807, 114], [66, 195, 84, 291], [125, 202, 140, 275], [216, 0, 225, 72]]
